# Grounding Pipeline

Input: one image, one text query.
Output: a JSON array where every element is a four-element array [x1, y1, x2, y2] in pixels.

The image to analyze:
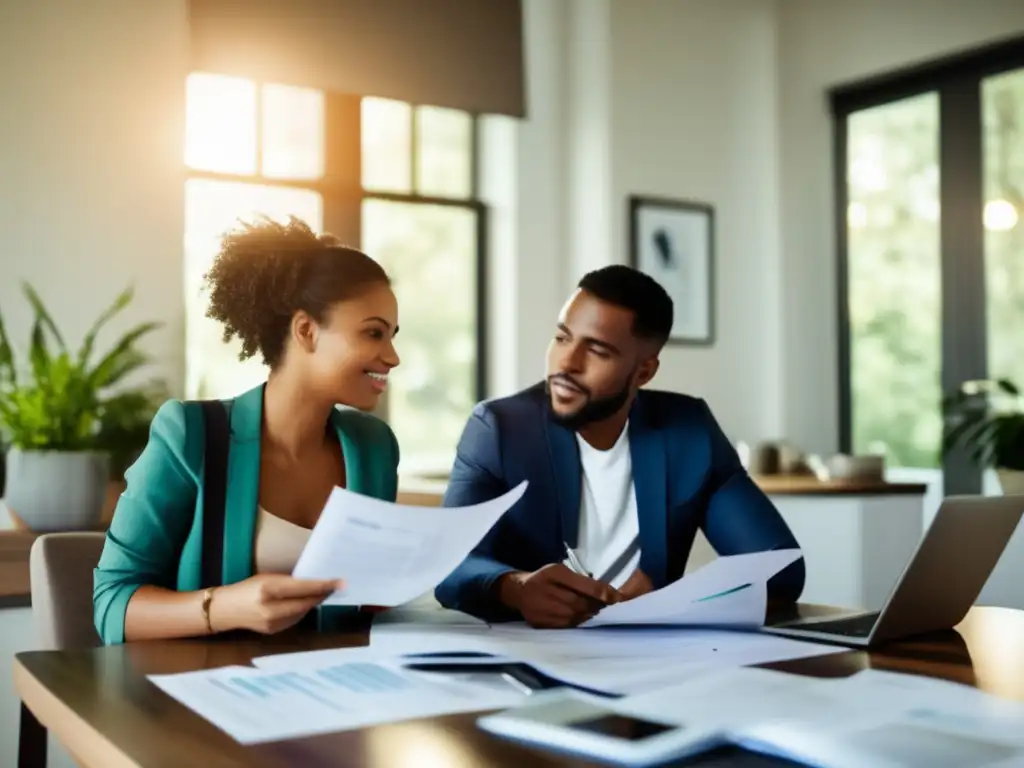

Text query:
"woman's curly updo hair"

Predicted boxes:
[[203, 215, 390, 368]]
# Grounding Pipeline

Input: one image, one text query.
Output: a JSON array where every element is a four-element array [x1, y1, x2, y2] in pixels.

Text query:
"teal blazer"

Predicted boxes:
[[93, 383, 400, 645]]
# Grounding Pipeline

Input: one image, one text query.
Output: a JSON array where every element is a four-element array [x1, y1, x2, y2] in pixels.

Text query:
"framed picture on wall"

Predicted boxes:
[[628, 195, 715, 345]]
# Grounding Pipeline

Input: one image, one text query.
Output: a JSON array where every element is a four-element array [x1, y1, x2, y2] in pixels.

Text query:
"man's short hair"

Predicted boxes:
[[577, 265, 674, 347]]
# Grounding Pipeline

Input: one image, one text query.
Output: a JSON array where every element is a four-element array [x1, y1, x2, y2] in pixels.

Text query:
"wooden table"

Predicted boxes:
[[14, 605, 1024, 768]]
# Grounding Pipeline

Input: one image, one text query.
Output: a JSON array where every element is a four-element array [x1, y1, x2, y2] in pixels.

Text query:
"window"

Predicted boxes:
[[833, 38, 1024, 496], [183, 76, 484, 473], [844, 94, 941, 471], [360, 98, 484, 474], [184, 73, 326, 401]]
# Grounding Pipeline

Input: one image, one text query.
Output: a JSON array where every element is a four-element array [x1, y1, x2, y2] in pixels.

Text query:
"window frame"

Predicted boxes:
[[830, 35, 1024, 495], [359, 97, 489, 403], [184, 86, 489, 412]]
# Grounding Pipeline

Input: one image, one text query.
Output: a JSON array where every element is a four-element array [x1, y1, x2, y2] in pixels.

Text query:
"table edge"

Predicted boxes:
[[13, 656, 141, 768]]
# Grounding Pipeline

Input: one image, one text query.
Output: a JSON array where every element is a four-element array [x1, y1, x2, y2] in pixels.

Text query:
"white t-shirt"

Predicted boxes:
[[575, 423, 641, 589]]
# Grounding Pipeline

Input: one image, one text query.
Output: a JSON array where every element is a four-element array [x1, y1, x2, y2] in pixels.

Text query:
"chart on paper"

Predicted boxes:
[[581, 549, 803, 627], [149, 661, 522, 744]]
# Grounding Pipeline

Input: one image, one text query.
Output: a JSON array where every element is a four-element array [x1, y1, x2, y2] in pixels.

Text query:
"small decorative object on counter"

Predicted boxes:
[[826, 453, 885, 482]]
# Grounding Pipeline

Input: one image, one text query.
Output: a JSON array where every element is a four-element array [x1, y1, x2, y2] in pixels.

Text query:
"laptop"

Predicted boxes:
[[764, 494, 1024, 648]]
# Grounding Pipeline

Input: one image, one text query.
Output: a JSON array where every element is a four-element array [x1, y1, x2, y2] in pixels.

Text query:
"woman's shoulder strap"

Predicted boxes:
[[181, 399, 231, 589]]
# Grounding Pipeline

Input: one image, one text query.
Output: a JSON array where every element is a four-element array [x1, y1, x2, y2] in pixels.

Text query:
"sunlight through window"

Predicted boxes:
[[262, 84, 325, 180], [185, 73, 257, 174], [184, 180, 323, 399], [183, 72, 324, 399]]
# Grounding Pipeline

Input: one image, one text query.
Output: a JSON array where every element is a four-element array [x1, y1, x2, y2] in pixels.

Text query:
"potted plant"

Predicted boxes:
[[0, 284, 166, 531], [942, 377, 1024, 495]]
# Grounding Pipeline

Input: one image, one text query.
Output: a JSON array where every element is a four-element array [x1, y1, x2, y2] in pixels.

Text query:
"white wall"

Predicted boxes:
[[608, 0, 783, 442], [778, 0, 1024, 455], [0, 0, 189, 396], [508, 0, 786, 444], [0, 1, 189, 763], [482, 0, 571, 397]]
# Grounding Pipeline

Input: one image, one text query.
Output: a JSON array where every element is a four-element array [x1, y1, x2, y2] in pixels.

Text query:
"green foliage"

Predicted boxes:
[[847, 93, 944, 469], [0, 284, 166, 477], [363, 199, 477, 468], [942, 378, 1024, 471], [848, 71, 1024, 469]]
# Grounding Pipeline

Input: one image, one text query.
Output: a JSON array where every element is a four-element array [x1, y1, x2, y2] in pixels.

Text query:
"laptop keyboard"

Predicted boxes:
[[792, 611, 882, 637]]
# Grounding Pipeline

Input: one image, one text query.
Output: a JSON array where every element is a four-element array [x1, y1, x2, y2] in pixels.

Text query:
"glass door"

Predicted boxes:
[[979, 66, 1024, 608], [982, 67, 1024, 495], [836, 41, 1024, 512], [837, 43, 1024, 611], [844, 93, 944, 510]]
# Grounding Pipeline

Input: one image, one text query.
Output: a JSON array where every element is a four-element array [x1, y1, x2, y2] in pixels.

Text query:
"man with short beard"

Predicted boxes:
[[435, 265, 804, 628]]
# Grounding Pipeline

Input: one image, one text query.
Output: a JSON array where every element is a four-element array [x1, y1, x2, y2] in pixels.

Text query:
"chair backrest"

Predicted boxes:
[[29, 532, 106, 649]]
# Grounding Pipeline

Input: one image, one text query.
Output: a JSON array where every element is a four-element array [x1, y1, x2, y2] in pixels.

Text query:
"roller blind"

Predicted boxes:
[[188, 0, 525, 117]]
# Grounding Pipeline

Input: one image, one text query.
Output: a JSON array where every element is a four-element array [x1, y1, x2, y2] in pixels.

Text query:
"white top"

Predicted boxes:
[[254, 507, 312, 574], [575, 423, 641, 589]]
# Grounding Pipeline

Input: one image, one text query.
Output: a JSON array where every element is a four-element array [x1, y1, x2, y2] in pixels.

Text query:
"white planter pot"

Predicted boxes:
[[4, 449, 109, 531], [996, 469, 1024, 496]]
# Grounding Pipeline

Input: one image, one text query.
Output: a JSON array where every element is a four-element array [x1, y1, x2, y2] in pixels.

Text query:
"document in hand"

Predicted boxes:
[[292, 481, 527, 607], [581, 549, 803, 628]]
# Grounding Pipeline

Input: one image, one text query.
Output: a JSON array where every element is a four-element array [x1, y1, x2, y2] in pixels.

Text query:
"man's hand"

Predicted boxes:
[[498, 564, 622, 628], [618, 568, 653, 601]]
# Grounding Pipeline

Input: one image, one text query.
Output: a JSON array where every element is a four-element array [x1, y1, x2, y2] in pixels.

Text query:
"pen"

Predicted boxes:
[[563, 542, 592, 578], [499, 672, 536, 696]]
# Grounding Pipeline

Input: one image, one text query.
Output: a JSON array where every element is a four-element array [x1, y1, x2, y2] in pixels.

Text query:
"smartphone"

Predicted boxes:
[[476, 689, 726, 766]]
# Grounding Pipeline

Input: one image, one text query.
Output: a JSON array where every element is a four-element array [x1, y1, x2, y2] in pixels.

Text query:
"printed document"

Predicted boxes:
[[553, 667, 1024, 767], [252, 619, 843, 695], [733, 669, 1024, 768], [292, 481, 527, 606], [148, 660, 522, 745], [581, 549, 803, 627]]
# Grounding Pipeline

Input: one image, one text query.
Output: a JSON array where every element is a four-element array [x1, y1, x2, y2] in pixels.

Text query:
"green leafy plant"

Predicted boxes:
[[942, 378, 1024, 471], [0, 283, 167, 477]]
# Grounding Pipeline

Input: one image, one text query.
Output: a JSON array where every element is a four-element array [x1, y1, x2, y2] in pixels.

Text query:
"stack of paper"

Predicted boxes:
[[252, 620, 843, 696]]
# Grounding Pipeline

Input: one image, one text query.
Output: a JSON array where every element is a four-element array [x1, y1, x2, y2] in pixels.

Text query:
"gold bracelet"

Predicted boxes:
[[201, 587, 216, 634]]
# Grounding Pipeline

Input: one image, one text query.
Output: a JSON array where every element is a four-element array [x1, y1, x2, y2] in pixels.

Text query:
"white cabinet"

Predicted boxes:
[[687, 493, 926, 611], [771, 494, 924, 610]]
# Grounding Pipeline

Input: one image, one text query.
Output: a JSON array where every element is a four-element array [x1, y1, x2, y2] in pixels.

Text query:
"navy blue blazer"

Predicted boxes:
[[434, 383, 805, 621]]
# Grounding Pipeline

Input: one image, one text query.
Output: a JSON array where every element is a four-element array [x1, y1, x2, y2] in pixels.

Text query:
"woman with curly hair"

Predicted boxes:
[[93, 216, 401, 644]]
